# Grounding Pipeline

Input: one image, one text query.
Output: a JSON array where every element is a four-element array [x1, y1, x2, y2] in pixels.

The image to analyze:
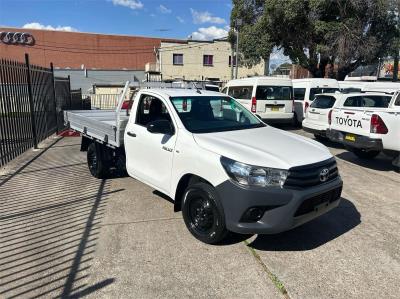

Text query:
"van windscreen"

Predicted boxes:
[[228, 86, 253, 100], [256, 86, 292, 101]]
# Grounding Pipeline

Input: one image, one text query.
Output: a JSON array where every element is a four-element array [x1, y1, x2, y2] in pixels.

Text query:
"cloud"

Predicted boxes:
[[176, 16, 185, 23], [111, 0, 143, 10], [190, 26, 228, 41], [158, 4, 171, 14], [190, 9, 226, 24], [22, 22, 78, 32]]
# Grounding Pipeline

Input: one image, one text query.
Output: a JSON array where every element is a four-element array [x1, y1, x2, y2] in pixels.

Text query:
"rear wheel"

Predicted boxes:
[[314, 134, 328, 142], [182, 182, 228, 244], [349, 147, 380, 159], [87, 142, 109, 178]]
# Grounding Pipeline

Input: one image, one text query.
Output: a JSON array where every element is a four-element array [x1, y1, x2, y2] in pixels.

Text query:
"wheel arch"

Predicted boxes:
[[173, 173, 213, 212]]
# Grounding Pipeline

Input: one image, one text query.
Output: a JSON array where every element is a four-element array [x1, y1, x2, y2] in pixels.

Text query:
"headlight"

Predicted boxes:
[[220, 157, 288, 188]]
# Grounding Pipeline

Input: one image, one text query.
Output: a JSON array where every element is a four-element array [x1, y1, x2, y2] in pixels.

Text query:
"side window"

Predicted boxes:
[[394, 94, 400, 106], [294, 88, 306, 101], [228, 86, 253, 100], [136, 95, 172, 126], [343, 96, 361, 107]]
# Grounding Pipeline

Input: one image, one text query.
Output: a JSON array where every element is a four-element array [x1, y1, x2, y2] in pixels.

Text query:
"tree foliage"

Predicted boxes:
[[230, 0, 400, 80]]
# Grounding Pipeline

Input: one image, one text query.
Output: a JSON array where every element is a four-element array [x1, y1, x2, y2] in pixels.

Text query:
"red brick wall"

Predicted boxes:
[[0, 27, 180, 70]]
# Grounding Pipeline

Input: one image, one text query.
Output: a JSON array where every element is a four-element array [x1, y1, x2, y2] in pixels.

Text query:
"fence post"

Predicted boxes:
[[50, 63, 59, 134], [25, 54, 38, 149], [68, 75, 73, 109]]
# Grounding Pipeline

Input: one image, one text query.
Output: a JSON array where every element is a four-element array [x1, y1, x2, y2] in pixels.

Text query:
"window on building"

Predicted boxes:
[[173, 54, 183, 65], [203, 55, 214, 66], [228, 56, 237, 67]]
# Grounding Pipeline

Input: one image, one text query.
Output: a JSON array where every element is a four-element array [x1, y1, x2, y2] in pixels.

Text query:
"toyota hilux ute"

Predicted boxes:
[[327, 91, 400, 170], [65, 83, 343, 244]]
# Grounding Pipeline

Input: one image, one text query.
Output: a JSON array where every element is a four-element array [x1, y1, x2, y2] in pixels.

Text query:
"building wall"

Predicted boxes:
[[0, 27, 177, 69], [159, 40, 265, 82]]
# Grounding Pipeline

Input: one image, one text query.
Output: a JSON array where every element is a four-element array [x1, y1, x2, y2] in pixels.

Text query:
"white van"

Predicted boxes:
[[292, 79, 340, 124], [222, 77, 294, 122]]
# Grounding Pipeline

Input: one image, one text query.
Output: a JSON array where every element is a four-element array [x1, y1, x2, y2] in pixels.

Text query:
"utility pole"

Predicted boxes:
[[235, 19, 242, 79]]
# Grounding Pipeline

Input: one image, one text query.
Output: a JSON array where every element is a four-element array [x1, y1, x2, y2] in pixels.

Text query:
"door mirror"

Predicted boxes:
[[146, 119, 174, 135]]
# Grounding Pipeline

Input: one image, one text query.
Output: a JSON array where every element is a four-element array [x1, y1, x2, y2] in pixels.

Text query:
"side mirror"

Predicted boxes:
[[255, 114, 262, 120], [146, 119, 174, 135]]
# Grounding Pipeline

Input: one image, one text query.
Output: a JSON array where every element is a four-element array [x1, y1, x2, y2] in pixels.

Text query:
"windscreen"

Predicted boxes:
[[310, 95, 337, 109], [309, 88, 339, 101], [256, 86, 292, 101], [170, 96, 265, 133]]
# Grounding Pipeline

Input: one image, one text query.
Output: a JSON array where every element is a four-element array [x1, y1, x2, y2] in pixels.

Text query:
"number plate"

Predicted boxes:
[[270, 107, 279, 112], [345, 134, 356, 142]]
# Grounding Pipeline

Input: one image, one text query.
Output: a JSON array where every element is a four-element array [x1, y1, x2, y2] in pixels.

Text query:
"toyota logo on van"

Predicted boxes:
[[0, 32, 35, 46], [319, 168, 330, 182]]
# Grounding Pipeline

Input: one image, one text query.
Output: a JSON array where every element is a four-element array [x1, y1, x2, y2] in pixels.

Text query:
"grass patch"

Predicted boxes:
[[244, 240, 289, 298]]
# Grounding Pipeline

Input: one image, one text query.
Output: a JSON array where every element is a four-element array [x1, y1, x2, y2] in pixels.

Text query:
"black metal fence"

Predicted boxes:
[[0, 54, 85, 167]]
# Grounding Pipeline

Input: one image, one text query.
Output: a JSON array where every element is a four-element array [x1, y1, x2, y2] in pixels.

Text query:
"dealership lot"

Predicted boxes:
[[1, 128, 399, 299]]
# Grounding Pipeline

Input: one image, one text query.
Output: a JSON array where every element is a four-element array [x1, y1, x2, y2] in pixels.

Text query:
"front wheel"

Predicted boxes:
[[349, 147, 380, 159], [182, 182, 228, 244]]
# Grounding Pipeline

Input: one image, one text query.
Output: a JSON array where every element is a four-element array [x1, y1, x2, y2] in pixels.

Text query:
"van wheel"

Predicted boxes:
[[350, 148, 380, 159], [182, 182, 228, 244], [87, 142, 109, 178]]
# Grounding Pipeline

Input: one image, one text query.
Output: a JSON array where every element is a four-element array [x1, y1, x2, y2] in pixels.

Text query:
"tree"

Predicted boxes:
[[230, 0, 399, 80], [229, 0, 274, 75]]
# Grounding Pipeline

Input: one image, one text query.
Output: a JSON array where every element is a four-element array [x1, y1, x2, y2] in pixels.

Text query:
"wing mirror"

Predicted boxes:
[[146, 119, 174, 135]]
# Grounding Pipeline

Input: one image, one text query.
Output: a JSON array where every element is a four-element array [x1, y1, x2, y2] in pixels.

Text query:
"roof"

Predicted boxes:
[[321, 91, 394, 97], [142, 88, 224, 98], [226, 76, 292, 86]]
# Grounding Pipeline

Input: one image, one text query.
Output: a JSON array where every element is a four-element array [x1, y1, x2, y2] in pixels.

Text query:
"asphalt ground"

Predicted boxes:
[[0, 126, 399, 299]]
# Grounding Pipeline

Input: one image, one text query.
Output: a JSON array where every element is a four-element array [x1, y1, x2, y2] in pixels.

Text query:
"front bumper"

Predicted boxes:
[[326, 129, 383, 150], [215, 177, 343, 234]]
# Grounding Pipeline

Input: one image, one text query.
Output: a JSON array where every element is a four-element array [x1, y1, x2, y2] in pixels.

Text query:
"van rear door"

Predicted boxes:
[[255, 86, 293, 114], [227, 85, 253, 111]]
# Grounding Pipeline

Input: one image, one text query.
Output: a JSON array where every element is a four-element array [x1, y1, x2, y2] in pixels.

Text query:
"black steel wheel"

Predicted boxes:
[[87, 142, 109, 178], [182, 182, 228, 244]]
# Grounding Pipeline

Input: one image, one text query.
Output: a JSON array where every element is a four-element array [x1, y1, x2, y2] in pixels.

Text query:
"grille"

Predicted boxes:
[[294, 186, 342, 217], [284, 158, 339, 189]]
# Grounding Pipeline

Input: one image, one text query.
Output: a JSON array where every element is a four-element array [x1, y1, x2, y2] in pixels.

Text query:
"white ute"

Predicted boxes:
[[327, 91, 400, 170], [65, 83, 343, 244]]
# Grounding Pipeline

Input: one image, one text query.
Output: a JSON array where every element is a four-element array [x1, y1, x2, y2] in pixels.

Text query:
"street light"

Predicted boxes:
[[235, 18, 242, 79]]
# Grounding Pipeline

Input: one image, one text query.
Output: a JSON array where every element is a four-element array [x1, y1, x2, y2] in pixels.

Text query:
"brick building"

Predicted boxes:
[[0, 27, 179, 91]]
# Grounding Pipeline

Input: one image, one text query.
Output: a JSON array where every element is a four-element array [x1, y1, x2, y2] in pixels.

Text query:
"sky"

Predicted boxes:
[[0, 0, 233, 41], [0, 0, 289, 68]]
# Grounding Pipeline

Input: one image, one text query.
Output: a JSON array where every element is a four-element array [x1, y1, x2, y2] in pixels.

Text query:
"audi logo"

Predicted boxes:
[[0, 32, 35, 46]]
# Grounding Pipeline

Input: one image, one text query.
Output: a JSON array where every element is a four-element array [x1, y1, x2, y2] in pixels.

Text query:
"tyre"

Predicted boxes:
[[115, 152, 128, 177], [350, 148, 380, 159], [292, 113, 301, 127], [314, 134, 328, 142], [87, 142, 109, 178], [181, 182, 228, 244]]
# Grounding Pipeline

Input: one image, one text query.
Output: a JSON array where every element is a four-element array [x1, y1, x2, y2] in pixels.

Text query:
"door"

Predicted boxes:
[[124, 93, 177, 194], [227, 85, 254, 111], [255, 85, 293, 116], [306, 95, 337, 126]]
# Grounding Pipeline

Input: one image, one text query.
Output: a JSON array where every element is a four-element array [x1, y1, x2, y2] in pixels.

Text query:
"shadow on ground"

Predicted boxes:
[[0, 138, 121, 298], [247, 198, 360, 251], [336, 152, 396, 172]]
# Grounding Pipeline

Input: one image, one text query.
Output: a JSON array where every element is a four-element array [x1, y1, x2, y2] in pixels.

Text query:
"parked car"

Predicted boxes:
[[293, 78, 340, 125], [327, 91, 400, 170], [222, 77, 294, 123], [65, 84, 343, 244], [302, 94, 339, 140]]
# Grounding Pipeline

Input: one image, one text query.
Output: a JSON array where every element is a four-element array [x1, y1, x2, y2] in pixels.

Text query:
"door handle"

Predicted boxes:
[[127, 131, 136, 137]]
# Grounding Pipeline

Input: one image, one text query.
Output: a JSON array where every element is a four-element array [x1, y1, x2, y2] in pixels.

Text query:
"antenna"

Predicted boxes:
[[192, 82, 202, 94]]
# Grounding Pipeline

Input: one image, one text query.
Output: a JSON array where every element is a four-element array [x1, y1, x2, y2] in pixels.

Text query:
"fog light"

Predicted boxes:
[[240, 207, 265, 223]]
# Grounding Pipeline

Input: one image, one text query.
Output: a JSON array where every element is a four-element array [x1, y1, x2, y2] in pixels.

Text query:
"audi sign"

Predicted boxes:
[[0, 32, 35, 46]]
